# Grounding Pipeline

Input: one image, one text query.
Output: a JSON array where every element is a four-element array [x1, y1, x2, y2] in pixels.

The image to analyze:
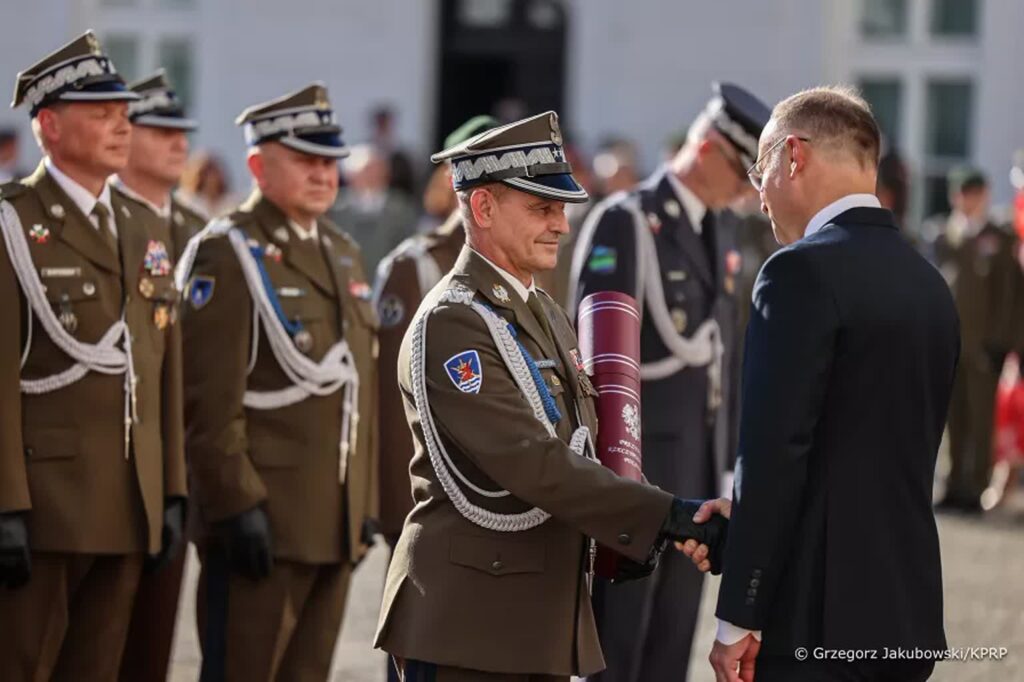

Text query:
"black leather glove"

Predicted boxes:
[[0, 512, 31, 589], [146, 497, 186, 573], [216, 506, 273, 580], [611, 548, 662, 584], [659, 498, 729, 575]]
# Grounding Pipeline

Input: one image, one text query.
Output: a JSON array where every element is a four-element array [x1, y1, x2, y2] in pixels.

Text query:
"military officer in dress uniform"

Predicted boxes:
[[0, 31, 187, 680], [115, 69, 207, 260], [923, 167, 1024, 513], [113, 68, 207, 682], [176, 83, 379, 681], [374, 114, 498, 549], [374, 111, 728, 681], [570, 82, 771, 682]]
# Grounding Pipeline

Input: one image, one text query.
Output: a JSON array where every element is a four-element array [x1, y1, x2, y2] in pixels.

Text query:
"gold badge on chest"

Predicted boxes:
[[671, 307, 688, 334]]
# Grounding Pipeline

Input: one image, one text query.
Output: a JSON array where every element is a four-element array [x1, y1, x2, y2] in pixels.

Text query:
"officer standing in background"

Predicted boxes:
[[114, 68, 207, 682], [373, 114, 497, 557], [570, 82, 770, 682], [177, 83, 378, 681], [0, 31, 187, 680], [923, 167, 1024, 513], [114, 70, 208, 260]]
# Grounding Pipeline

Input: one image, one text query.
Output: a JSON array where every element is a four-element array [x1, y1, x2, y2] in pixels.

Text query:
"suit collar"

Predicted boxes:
[[825, 206, 898, 232], [26, 161, 121, 274], [804, 193, 882, 238]]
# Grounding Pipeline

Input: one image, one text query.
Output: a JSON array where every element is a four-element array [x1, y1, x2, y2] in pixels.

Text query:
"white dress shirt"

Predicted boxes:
[[716, 192, 884, 647], [803, 193, 881, 239], [45, 157, 116, 236], [289, 218, 319, 242], [470, 247, 535, 303]]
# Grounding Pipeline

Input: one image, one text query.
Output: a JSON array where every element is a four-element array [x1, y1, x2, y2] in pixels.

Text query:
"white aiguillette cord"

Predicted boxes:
[[0, 200, 137, 458]]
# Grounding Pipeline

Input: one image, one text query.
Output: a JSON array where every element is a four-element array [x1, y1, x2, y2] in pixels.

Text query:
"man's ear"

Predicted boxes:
[[469, 187, 496, 229], [247, 148, 265, 186], [787, 136, 807, 178]]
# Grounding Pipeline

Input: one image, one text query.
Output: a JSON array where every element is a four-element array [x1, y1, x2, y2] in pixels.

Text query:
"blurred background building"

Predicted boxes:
[[1, 0, 1022, 229]]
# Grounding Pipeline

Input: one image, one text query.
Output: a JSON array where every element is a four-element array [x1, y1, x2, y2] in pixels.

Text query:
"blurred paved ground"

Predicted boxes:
[[170, 504, 1024, 681]]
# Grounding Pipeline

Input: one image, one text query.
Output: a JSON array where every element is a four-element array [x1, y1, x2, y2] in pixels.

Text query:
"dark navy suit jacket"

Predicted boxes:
[[716, 207, 959, 654]]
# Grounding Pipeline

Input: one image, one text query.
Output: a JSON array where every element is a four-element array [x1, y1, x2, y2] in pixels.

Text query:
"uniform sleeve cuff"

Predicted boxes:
[[716, 618, 762, 645]]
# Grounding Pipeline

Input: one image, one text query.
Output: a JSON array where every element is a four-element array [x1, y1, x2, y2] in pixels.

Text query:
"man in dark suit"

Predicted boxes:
[[685, 86, 960, 682]]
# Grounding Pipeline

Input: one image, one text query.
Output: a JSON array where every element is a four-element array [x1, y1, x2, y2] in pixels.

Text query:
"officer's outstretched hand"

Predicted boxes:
[[218, 506, 273, 580], [0, 512, 31, 589], [659, 498, 729, 575], [146, 497, 187, 573]]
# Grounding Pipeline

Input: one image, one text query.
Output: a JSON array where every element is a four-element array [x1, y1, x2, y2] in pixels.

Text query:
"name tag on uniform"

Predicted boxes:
[[277, 287, 306, 298], [40, 267, 82, 278], [667, 270, 687, 282]]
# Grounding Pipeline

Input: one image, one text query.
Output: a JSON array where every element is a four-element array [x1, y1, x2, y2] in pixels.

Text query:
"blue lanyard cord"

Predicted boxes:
[[505, 321, 562, 425], [247, 242, 305, 337]]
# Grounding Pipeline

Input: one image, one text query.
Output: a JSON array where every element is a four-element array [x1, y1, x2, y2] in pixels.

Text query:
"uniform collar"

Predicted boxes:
[[45, 156, 114, 226], [110, 175, 171, 218], [289, 218, 319, 241], [469, 246, 535, 302], [664, 167, 707, 228], [804, 193, 881, 238]]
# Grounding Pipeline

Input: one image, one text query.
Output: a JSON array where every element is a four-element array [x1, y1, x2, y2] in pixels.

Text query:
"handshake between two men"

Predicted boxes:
[[613, 497, 732, 583]]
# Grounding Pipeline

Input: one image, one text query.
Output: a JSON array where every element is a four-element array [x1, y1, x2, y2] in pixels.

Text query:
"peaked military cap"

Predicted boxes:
[[702, 82, 771, 169], [431, 110, 588, 203], [11, 30, 138, 116], [127, 69, 196, 131], [235, 82, 348, 158]]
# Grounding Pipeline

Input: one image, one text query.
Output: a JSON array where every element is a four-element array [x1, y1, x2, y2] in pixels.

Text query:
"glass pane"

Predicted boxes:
[[104, 34, 139, 83], [859, 78, 902, 145], [158, 38, 194, 111], [925, 80, 973, 157], [101, 0, 136, 6], [159, 0, 196, 7], [924, 174, 952, 217], [931, 0, 979, 36], [861, 0, 908, 37], [458, 0, 513, 27]]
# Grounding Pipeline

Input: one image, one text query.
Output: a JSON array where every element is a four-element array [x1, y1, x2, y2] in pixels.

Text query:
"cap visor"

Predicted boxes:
[[132, 114, 198, 131], [503, 173, 589, 203]]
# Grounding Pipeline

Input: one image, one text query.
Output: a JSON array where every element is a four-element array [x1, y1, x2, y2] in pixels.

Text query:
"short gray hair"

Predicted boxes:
[[770, 85, 881, 168]]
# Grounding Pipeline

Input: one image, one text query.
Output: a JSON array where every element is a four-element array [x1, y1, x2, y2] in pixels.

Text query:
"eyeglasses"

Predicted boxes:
[[746, 135, 811, 191]]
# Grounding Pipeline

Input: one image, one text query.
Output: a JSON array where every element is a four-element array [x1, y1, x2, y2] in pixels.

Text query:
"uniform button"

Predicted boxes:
[[750, 578, 760, 588], [618, 533, 632, 546], [24, 447, 33, 458], [745, 597, 756, 606], [752, 569, 763, 578], [550, 375, 561, 387], [491, 560, 504, 571], [747, 588, 758, 597], [82, 282, 96, 296]]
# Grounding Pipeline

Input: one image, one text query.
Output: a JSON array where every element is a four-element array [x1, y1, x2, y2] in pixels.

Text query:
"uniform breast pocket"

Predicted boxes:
[[42, 275, 105, 336], [449, 533, 545, 577]]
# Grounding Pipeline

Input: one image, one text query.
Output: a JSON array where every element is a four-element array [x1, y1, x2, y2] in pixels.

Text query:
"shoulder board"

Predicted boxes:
[[171, 194, 209, 225], [437, 280, 477, 306], [318, 215, 360, 252], [0, 180, 28, 201]]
